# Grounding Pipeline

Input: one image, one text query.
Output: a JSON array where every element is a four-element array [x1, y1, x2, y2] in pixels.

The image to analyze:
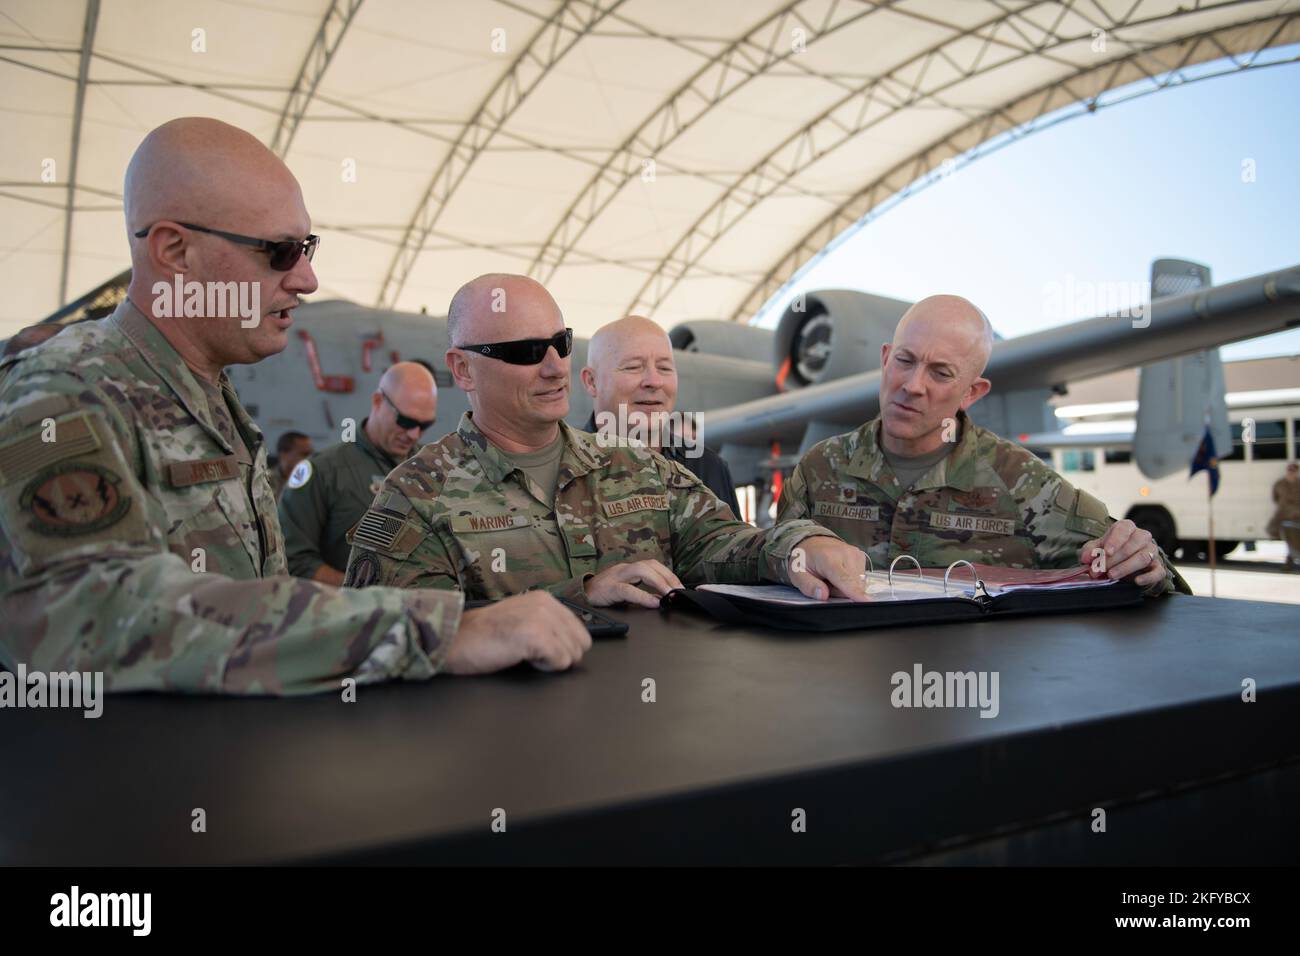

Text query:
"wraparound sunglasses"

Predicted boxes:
[[453, 328, 573, 365], [380, 389, 436, 432]]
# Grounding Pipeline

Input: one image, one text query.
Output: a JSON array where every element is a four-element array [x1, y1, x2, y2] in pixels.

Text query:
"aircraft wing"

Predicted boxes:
[[703, 263, 1300, 448]]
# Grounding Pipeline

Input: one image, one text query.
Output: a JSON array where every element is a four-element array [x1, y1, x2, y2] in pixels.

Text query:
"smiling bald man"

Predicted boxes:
[[778, 295, 1189, 596], [580, 315, 741, 516], [0, 118, 592, 693]]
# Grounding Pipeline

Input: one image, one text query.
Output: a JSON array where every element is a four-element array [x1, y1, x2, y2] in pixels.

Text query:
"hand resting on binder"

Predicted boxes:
[[786, 536, 872, 601], [581, 536, 871, 607], [1078, 518, 1165, 589]]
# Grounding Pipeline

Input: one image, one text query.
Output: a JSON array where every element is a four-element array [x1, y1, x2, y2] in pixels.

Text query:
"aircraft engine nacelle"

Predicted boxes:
[[668, 320, 773, 365], [773, 290, 912, 388]]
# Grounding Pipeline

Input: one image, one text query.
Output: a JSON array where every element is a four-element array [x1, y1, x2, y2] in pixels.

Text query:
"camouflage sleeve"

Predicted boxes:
[[1025, 468, 1187, 596], [775, 456, 814, 522], [343, 484, 461, 592], [277, 461, 330, 578], [0, 376, 464, 695], [660, 457, 836, 586], [539, 573, 594, 604], [344, 494, 592, 602]]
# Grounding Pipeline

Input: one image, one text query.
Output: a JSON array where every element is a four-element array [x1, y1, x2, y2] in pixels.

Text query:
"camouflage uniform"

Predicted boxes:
[[1269, 477, 1300, 568], [778, 411, 1188, 596], [0, 299, 463, 695], [268, 466, 288, 501], [344, 412, 836, 599]]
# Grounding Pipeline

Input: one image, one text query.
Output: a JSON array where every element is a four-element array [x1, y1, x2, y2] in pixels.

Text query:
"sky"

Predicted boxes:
[[752, 49, 1300, 364]]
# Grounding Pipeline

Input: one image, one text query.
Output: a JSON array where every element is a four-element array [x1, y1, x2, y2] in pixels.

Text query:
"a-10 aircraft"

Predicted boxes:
[[18, 259, 1300, 514], [230, 256, 1299, 498]]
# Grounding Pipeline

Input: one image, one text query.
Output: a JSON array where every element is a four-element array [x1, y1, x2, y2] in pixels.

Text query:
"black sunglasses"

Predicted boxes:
[[133, 221, 319, 271], [381, 389, 436, 432], [454, 328, 573, 365]]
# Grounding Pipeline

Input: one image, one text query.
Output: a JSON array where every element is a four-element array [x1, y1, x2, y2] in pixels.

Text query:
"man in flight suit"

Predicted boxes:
[[268, 430, 312, 501], [279, 362, 437, 584]]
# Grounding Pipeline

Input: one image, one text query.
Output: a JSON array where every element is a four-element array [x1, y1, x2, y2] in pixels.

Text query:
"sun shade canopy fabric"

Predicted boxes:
[[2, 0, 1298, 337]]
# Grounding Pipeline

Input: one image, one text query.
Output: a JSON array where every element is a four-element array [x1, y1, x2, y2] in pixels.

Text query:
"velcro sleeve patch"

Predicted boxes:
[[351, 508, 407, 552], [664, 460, 701, 490], [19, 461, 132, 536], [4, 393, 82, 430], [375, 491, 413, 516], [0, 406, 155, 578], [1073, 488, 1111, 524], [0, 413, 101, 486]]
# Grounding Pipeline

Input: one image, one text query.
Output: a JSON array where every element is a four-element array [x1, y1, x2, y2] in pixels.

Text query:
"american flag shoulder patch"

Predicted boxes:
[[352, 494, 414, 552]]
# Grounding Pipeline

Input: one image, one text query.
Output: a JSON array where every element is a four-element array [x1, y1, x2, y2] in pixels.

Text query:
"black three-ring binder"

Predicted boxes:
[[663, 558, 1146, 632]]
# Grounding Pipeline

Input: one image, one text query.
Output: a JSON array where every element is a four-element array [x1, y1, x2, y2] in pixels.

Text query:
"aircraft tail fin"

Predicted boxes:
[[1134, 259, 1231, 480]]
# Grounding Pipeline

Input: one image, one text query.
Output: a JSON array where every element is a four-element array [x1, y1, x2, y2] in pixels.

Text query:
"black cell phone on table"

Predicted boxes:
[[464, 598, 629, 639], [558, 599, 629, 638]]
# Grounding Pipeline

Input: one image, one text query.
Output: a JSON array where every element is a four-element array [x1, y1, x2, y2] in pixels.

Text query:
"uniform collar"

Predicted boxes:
[[457, 412, 607, 490], [845, 409, 979, 494], [357, 417, 401, 470], [915, 412, 979, 493], [582, 410, 686, 461], [112, 297, 262, 455]]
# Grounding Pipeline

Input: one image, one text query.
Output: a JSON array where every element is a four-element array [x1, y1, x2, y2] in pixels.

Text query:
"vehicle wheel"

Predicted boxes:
[[1213, 539, 1239, 560]]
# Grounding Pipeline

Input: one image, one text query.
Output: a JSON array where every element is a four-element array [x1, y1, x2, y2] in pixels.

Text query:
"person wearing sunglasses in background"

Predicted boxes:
[[0, 118, 595, 694], [279, 362, 438, 586], [343, 272, 869, 608]]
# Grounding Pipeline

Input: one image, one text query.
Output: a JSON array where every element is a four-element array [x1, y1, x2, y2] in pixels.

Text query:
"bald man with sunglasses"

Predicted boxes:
[[0, 119, 593, 695], [343, 273, 868, 607], [279, 362, 438, 585]]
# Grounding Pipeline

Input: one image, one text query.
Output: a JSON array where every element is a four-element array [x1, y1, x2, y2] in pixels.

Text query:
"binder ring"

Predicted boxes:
[[858, 552, 876, 596], [888, 554, 922, 592], [943, 559, 983, 595]]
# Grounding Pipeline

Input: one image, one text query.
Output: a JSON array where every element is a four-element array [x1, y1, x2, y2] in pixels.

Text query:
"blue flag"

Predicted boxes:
[[1189, 425, 1220, 496]]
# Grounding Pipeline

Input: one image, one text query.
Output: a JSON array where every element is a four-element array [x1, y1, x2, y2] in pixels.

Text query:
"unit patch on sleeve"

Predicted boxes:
[[19, 461, 132, 536], [287, 459, 313, 489]]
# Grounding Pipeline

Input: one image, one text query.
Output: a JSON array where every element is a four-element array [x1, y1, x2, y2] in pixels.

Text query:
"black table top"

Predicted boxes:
[[3, 594, 1298, 865]]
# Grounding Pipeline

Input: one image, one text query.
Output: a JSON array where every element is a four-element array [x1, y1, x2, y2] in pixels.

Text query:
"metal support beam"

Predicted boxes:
[[624, 0, 1087, 317], [374, 0, 627, 309], [526, 0, 886, 286], [729, 10, 1300, 323], [58, 0, 99, 307], [270, 0, 364, 158]]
